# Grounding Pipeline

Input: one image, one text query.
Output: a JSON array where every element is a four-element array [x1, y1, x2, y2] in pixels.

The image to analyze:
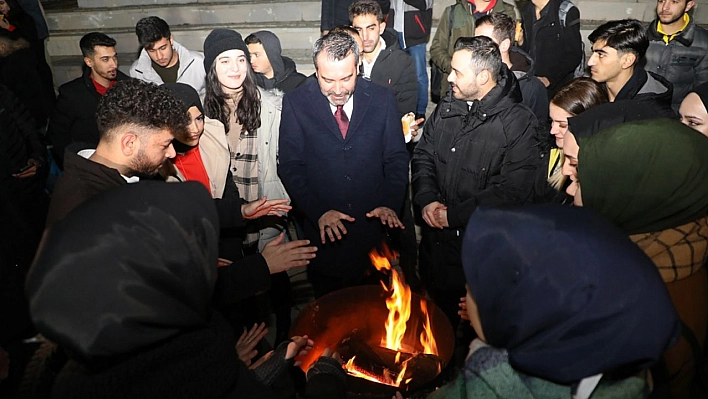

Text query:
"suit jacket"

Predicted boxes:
[[278, 77, 409, 278]]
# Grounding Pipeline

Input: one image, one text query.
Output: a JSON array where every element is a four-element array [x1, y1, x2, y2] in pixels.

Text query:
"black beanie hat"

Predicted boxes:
[[203, 29, 250, 71], [163, 82, 204, 115]]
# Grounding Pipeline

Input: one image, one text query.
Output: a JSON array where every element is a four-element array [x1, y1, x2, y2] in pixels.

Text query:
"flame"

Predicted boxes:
[[344, 245, 441, 387], [419, 300, 439, 356]]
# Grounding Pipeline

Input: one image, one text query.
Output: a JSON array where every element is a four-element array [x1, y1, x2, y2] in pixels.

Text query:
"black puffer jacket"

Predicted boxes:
[[509, 47, 549, 123], [412, 65, 541, 229], [645, 18, 708, 109], [368, 29, 418, 116]]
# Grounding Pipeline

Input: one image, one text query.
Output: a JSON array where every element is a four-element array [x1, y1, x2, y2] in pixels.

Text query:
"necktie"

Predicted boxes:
[[335, 105, 349, 139]]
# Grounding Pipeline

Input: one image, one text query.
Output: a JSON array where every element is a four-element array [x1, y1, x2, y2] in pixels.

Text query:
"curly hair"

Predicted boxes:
[[96, 79, 189, 141]]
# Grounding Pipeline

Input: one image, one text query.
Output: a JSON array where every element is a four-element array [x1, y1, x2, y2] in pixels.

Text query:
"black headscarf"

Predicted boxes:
[[27, 181, 219, 361], [164, 82, 205, 153], [689, 81, 708, 110], [462, 205, 680, 384], [164, 82, 204, 115], [567, 99, 660, 139]]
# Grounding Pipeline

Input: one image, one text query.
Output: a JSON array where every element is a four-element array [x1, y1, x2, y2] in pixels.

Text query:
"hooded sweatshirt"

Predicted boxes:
[[251, 31, 306, 93]]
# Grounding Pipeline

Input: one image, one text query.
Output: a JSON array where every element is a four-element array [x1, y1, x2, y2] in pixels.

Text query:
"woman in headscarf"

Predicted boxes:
[[162, 83, 316, 357], [679, 81, 708, 136], [562, 119, 708, 398], [25, 182, 338, 398], [427, 205, 679, 398]]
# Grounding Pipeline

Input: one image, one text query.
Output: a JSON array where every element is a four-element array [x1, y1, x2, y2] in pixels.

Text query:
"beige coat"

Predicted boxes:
[[165, 117, 230, 199]]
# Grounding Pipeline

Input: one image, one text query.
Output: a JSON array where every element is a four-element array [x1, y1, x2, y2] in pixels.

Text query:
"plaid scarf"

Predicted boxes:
[[630, 217, 708, 283], [227, 103, 260, 246]]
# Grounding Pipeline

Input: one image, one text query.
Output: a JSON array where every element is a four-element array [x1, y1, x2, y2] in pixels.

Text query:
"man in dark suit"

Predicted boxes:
[[278, 31, 409, 298]]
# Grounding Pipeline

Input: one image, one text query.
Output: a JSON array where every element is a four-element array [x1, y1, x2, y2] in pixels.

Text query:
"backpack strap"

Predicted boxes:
[[558, 0, 580, 28]]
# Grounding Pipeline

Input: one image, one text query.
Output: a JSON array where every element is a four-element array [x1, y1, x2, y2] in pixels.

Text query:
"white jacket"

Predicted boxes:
[[256, 88, 291, 251], [130, 40, 206, 97]]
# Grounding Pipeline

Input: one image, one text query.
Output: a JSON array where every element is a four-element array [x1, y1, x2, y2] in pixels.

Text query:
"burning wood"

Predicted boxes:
[[341, 245, 442, 389]]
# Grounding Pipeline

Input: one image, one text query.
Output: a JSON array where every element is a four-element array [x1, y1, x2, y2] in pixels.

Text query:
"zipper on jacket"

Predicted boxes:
[[177, 58, 195, 81], [415, 15, 426, 34]]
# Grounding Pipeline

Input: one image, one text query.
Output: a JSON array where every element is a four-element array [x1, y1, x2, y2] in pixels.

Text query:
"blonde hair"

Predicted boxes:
[[547, 150, 566, 191]]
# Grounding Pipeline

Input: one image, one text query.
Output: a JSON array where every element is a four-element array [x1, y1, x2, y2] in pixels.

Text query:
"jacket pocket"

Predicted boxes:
[[672, 54, 699, 66], [404, 10, 432, 41]]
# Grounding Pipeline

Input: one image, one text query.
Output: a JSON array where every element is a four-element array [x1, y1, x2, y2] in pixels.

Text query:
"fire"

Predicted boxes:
[[382, 259, 412, 351], [342, 245, 439, 388], [419, 300, 439, 356]]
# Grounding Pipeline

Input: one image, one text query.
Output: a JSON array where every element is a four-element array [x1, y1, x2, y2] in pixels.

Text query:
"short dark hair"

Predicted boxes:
[[96, 79, 189, 141], [135, 16, 171, 49], [79, 32, 116, 58], [476, 13, 515, 45], [313, 31, 360, 70], [588, 19, 648, 62], [454, 36, 502, 82], [349, 0, 384, 23], [330, 25, 360, 37], [244, 34, 261, 45], [551, 77, 609, 116]]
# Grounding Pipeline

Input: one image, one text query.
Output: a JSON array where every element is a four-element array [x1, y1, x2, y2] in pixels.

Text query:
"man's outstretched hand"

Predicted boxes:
[[318, 210, 356, 243], [366, 207, 404, 229]]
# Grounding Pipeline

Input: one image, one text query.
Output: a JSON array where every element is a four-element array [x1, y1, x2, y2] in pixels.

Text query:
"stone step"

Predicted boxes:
[[50, 48, 317, 86], [47, 22, 323, 57], [46, 0, 321, 32]]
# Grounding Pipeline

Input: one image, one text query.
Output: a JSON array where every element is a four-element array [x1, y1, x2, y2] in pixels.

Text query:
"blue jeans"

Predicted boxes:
[[398, 31, 428, 116]]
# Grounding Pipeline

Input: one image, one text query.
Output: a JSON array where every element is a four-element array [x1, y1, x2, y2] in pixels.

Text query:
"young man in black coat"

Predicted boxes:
[[46, 32, 129, 169], [350, 0, 417, 117], [588, 19, 677, 119], [412, 36, 540, 329]]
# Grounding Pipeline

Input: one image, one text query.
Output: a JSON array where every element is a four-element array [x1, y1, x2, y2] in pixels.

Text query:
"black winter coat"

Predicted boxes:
[[367, 29, 418, 117], [0, 84, 48, 286], [45, 150, 126, 228], [521, 0, 582, 92], [412, 65, 540, 228], [255, 56, 306, 94], [388, 0, 434, 48], [46, 68, 129, 169], [0, 46, 54, 126], [614, 67, 678, 120]]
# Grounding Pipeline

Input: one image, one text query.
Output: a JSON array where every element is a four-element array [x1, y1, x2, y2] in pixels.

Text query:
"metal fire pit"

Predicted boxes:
[[290, 285, 454, 396]]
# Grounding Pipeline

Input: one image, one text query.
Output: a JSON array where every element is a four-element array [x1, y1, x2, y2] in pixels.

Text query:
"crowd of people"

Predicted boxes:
[[2, 0, 708, 398]]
